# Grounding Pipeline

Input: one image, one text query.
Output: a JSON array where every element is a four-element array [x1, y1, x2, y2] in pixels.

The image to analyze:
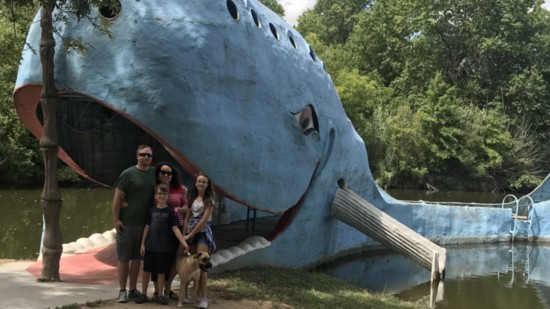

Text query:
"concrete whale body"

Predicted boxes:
[[13, 0, 550, 270]]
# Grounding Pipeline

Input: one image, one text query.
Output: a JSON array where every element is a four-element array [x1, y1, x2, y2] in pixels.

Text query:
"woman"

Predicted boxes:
[[152, 162, 188, 301], [184, 173, 216, 309]]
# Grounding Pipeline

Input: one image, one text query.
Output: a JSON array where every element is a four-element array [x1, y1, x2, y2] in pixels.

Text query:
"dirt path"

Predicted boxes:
[[83, 295, 288, 309]]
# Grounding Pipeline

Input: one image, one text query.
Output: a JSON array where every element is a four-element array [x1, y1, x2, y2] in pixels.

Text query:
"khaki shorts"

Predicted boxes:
[[116, 225, 144, 261]]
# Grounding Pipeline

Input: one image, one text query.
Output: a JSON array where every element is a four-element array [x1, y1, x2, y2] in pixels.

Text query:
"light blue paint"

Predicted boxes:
[[13, 0, 550, 270]]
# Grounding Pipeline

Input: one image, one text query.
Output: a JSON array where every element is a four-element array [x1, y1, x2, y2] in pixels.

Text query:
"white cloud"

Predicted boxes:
[[544, 0, 550, 9], [277, 0, 317, 26]]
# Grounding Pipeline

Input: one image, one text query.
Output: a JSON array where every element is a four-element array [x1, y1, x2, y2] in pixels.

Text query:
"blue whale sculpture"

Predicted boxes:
[[13, 0, 550, 271]]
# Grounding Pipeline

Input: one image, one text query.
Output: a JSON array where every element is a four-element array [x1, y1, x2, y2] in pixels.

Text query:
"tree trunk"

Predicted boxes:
[[37, 0, 63, 282]]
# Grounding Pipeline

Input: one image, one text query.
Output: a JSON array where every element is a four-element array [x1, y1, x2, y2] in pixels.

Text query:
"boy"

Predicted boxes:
[[138, 183, 189, 305]]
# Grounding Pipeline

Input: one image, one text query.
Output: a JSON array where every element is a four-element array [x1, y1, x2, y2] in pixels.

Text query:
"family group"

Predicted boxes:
[[112, 145, 216, 308]]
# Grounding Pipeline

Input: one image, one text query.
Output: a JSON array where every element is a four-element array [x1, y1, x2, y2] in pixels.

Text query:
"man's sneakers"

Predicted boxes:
[[197, 298, 209, 309], [117, 290, 128, 303], [128, 289, 145, 300], [135, 294, 148, 304]]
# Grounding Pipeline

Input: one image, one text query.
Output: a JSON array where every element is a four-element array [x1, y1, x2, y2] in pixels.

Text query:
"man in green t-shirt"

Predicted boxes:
[[112, 145, 156, 303]]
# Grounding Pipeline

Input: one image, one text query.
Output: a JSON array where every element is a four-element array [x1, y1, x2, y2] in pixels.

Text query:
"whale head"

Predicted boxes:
[[14, 0, 379, 268]]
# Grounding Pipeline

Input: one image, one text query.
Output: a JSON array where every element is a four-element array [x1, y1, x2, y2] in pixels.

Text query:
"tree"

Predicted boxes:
[[297, 0, 372, 45], [1, 0, 117, 281], [258, 0, 285, 17], [298, 0, 550, 190], [0, 2, 40, 187]]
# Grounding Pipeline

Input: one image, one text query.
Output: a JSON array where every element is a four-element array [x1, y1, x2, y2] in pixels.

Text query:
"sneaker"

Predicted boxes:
[[117, 290, 128, 303], [168, 290, 179, 300], [182, 297, 192, 304], [197, 298, 208, 309], [151, 292, 159, 302], [128, 289, 144, 299], [135, 294, 148, 304], [158, 296, 169, 305]]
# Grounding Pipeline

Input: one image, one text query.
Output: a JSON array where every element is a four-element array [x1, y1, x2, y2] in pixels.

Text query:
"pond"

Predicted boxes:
[[5, 187, 546, 307], [1, 187, 507, 260], [318, 243, 550, 308], [0, 187, 113, 260]]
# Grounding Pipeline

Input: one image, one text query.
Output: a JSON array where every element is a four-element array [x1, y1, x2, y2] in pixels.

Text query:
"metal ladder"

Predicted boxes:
[[501, 194, 534, 241]]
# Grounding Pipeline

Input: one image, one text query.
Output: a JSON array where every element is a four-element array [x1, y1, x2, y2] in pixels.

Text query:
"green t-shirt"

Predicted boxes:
[[115, 166, 156, 226]]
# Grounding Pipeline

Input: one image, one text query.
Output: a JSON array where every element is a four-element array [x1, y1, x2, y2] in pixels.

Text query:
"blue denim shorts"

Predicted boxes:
[[189, 232, 208, 246]]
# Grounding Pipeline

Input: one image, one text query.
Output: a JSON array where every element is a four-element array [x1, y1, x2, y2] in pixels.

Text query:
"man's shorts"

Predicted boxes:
[[116, 224, 144, 261]]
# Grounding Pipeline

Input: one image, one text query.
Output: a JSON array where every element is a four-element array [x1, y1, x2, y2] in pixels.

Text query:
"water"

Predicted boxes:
[[319, 243, 550, 309], [0, 187, 113, 260], [2, 187, 546, 307], [386, 188, 509, 204]]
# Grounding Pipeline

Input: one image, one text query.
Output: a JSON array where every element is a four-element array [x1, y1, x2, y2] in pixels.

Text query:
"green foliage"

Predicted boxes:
[[0, 0, 120, 187], [297, 0, 371, 45], [0, 1, 41, 187], [258, 0, 285, 17], [299, 0, 550, 190]]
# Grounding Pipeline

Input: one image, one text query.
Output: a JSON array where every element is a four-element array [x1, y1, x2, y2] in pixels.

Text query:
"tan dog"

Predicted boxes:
[[175, 252, 212, 308]]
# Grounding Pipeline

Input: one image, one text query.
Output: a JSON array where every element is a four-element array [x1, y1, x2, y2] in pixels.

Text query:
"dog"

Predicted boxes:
[[174, 252, 212, 308]]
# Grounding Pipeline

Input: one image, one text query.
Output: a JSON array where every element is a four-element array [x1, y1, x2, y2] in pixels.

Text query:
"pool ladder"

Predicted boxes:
[[501, 194, 534, 241]]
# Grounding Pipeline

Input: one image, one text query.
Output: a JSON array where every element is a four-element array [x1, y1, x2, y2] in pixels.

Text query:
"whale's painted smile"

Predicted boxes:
[[14, 81, 325, 265]]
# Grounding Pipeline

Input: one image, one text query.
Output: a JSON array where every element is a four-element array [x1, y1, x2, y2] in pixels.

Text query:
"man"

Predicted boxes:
[[112, 145, 156, 303]]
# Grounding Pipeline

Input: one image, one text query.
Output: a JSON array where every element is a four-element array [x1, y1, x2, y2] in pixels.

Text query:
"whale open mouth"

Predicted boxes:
[[14, 86, 311, 267]]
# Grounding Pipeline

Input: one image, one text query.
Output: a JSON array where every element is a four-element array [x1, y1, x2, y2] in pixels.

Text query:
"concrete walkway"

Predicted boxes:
[[0, 261, 117, 309], [0, 242, 123, 309]]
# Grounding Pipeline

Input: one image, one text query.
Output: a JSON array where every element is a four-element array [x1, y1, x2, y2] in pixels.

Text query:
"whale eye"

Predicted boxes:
[[294, 105, 319, 135], [99, 0, 121, 19]]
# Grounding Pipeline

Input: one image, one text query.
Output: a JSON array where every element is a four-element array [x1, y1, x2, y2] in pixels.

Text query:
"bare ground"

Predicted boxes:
[[0, 260, 291, 309], [83, 296, 290, 309]]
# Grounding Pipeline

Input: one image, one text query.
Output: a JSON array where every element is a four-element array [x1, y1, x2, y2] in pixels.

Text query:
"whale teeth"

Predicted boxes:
[[57, 229, 270, 267], [211, 235, 271, 267]]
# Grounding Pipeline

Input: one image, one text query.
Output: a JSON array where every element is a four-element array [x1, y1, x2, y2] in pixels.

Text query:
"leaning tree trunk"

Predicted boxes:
[[37, 0, 63, 282]]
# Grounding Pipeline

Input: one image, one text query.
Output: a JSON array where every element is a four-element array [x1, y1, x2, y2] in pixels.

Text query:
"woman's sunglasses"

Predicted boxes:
[[160, 170, 173, 176]]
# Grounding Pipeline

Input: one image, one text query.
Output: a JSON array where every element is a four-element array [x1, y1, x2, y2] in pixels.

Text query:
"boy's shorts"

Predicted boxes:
[[116, 224, 144, 261], [143, 251, 173, 275]]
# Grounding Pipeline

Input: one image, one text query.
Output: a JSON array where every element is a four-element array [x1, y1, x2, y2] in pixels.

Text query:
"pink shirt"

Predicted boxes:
[[167, 186, 188, 226]]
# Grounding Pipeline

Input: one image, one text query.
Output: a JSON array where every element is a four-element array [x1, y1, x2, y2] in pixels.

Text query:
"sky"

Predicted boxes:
[[280, 0, 550, 26], [277, 0, 317, 26]]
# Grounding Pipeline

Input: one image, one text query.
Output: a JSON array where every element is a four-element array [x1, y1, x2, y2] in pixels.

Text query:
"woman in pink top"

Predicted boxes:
[[152, 162, 189, 301]]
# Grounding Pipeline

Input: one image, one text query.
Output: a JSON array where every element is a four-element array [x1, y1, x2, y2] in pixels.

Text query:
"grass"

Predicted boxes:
[[47, 267, 423, 309], [207, 267, 422, 309], [52, 300, 102, 309]]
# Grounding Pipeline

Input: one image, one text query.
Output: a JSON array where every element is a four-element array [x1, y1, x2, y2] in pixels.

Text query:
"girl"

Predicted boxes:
[[184, 173, 216, 309]]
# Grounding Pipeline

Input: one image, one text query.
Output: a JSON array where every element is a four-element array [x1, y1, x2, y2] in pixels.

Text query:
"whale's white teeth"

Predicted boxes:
[[58, 229, 270, 267], [59, 229, 116, 257], [211, 235, 271, 267]]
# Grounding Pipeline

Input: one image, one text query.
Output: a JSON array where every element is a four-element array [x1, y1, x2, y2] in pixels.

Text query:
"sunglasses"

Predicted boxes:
[[138, 153, 152, 158], [159, 170, 173, 176]]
